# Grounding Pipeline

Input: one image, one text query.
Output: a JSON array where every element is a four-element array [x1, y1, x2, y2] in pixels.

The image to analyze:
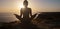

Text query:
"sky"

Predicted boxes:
[[0, 0, 60, 22], [0, 0, 60, 14]]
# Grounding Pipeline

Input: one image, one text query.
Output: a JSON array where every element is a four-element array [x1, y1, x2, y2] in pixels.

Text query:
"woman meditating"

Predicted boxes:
[[14, 0, 39, 29]]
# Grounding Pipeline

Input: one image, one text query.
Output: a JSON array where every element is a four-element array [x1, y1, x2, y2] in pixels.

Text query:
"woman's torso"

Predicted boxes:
[[21, 8, 31, 19]]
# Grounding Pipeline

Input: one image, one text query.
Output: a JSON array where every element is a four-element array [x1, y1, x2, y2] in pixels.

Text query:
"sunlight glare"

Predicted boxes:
[[19, 3, 24, 9]]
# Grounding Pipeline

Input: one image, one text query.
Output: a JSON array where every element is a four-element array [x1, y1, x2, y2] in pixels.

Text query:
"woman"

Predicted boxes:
[[14, 0, 39, 29]]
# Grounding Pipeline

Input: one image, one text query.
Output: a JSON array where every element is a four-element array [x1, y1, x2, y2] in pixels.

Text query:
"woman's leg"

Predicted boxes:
[[14, 14, 22, 20]]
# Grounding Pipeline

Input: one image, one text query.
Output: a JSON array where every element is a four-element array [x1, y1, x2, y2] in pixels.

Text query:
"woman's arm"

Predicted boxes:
[[30, 8, 32, 17], [29, 8, 37, 19], [20, 8, 23, 18]]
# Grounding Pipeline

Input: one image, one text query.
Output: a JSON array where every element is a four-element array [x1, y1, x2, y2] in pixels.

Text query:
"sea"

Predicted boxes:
[[0, 13, 19, 23]]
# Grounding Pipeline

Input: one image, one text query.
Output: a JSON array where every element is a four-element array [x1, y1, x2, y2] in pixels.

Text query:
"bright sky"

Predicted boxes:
[[0, 0, 60, 14]]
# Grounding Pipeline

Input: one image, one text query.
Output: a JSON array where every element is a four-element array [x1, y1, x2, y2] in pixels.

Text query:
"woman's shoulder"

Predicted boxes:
[[28, 8, 31, 9], [27, 8, 31, 10], [20, 8, 25, 10], [21, 8, 24, 9], [21, 8, 31, 10]]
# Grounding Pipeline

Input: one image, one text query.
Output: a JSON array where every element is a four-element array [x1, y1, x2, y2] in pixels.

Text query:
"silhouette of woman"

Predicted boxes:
[[14, 0, 39, 29]]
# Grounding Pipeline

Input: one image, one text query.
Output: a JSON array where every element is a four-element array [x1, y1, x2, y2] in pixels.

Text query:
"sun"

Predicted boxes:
[[19, 3, 24, 9]]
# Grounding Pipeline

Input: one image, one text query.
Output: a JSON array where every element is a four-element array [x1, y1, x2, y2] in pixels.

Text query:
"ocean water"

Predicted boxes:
[[0, 13, 19, 23]]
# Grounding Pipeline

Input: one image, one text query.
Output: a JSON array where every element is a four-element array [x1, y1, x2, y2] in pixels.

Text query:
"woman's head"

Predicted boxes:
[[23, 0, 28, 8]]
